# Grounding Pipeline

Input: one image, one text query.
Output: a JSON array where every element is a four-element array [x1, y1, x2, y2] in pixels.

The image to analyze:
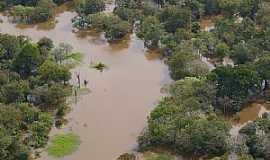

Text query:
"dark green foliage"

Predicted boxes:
[[53, 0, 70, 5], [114, 0, 142, 22], [12, 43, 41, 77], [0, 34, 22, 61], [9, 0, 56, 24], [0, 103, 53, 160], [240, 114, 270, 159], [0, 34, 73, 159], [75, 0, 105, 15], [168, 44, 209, 80], [208, 65, 261, 113], [38, 60, 71, 83], [255, 55, 270, 89], [104, 16, 131, 42], [139, 98, 230, 157], [137, 16, 165, 49], [73, 13, 131, 42], [0, 80, 29, 104], [2, 0, 71, 24], [31, 84, 71, 110], [159, 5, 191, 33], [139, 77, 229, 158]]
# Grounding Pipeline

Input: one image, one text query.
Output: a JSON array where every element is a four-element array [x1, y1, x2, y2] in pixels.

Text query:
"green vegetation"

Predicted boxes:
[[75, 0, 105, 15], [2, 0, 270, 160], [47, 133, 80, 157], [1, 0, 72, 24], [138, 78, 231, 157], [66, 52, 83, 63], [91, 62, 108, 72], [72, 0, 132, 42], [239, 113, 270, 159], [0, 34, 78, 159], [143, 152, 174, 160], [73, 13, 131, 42]]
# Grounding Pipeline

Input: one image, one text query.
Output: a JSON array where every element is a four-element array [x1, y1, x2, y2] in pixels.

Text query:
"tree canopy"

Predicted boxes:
[[0, 34, 75, 159]]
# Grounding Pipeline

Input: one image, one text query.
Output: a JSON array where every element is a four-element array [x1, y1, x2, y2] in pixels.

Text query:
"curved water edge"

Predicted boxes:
[[0, 7, 171, 160]]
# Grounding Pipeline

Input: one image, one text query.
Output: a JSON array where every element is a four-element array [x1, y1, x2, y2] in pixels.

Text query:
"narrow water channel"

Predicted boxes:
[[0, 8, 170, 160]]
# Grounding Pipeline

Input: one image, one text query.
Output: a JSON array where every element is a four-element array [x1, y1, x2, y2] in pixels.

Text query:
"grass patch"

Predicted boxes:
[[143, 152, 174, 160], [67, 52, 83, 62], [47, 133, 80, 157]]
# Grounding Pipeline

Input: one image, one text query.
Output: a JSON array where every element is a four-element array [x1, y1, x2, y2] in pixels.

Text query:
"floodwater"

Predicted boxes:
[[230, 102, 270, 137], [0, 5, 170, 160], [1, 3, 269, 160]]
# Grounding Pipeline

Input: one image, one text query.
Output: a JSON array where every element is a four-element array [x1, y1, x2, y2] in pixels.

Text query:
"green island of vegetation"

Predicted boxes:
[[0, 0, 73, 24], [91, 62, 108, 72], [47, 133, 80, 157]]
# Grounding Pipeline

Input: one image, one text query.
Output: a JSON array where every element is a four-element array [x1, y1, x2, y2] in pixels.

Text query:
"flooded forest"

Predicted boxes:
[[0, 0, 270, 160]]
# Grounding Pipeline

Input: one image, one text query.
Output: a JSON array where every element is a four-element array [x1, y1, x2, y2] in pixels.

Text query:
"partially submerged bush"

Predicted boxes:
[[10, 0, 56, 24], [73, 13, 131, 42], [91, 62, 108, 72]]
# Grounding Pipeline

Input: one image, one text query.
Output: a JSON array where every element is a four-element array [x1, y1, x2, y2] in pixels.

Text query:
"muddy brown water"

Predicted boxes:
[[0, 9, 171, 160], [230, 102, 270, 137]]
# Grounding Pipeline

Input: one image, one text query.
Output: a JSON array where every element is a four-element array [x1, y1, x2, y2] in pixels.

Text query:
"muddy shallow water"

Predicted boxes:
[[229, 102, 270, 137], [0, 9, 170, 160]]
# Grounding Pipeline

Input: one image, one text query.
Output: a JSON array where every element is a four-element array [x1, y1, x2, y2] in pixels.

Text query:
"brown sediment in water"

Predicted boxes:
[[231, 101, 270, 125], [0, 5, 170, 160], [145, 49, 162, 61], [229, 101, 270, 137]]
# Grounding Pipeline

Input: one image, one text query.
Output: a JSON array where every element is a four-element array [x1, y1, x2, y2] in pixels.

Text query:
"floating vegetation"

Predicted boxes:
[[47, 133, 80, 158], [91, 62, 108, 72]]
